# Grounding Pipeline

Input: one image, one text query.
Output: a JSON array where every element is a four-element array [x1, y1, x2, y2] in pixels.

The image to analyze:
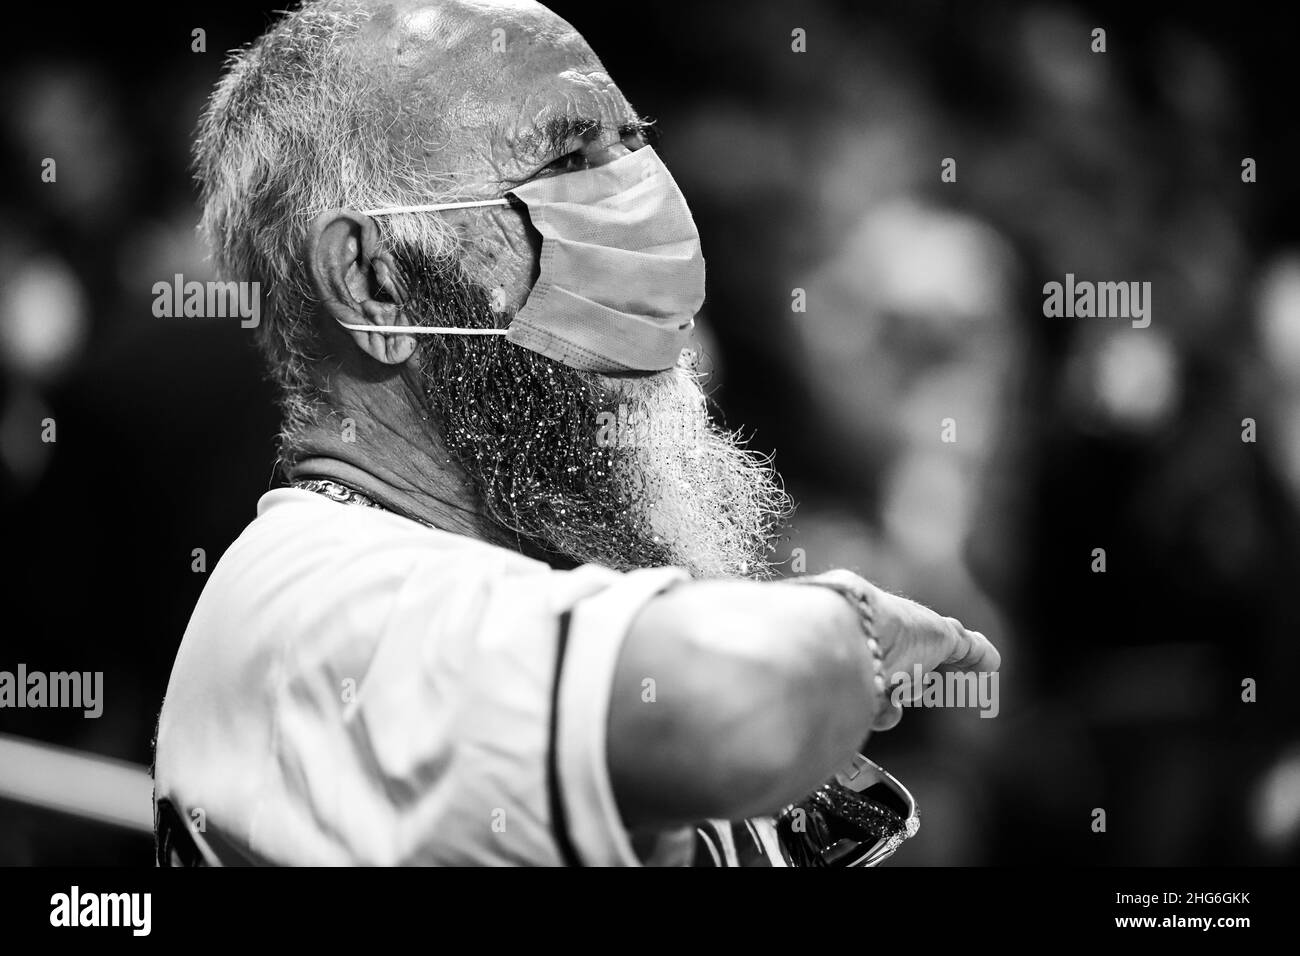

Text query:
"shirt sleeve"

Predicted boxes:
[[551, 564, 691, 866]]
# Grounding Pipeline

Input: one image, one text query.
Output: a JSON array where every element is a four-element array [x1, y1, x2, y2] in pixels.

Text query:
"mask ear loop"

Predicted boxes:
[[360, 197, 513, 215], [338, 197, 516, 336], [335, 321, 508, 335]]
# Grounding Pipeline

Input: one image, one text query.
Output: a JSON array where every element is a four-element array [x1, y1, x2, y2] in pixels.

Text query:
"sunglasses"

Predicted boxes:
[[774, 753, 920, 867]]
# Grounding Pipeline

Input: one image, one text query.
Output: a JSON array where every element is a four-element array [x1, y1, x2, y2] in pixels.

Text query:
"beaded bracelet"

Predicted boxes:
[[792, 577, 889, 716]]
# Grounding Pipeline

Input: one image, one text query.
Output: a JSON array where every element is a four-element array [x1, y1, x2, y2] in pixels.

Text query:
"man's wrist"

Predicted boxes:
[[789, 575, 889, 718]]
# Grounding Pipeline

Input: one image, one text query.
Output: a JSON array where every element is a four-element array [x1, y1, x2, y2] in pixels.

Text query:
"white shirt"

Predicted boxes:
[[154, 487, 692, 865]]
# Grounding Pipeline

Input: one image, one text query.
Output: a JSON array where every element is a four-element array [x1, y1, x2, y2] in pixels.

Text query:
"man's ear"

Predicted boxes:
[[306, 209, 416, 365]]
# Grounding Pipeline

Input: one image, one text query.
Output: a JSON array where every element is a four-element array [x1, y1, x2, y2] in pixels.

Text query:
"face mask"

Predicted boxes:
[[342, 146, 705, 374]]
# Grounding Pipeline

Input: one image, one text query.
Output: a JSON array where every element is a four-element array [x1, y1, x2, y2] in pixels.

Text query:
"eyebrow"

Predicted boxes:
[[519, 114, 661, 161]]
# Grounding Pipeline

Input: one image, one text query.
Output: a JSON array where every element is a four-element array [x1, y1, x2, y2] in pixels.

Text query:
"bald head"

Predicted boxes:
[[355, 0, 642, 195], [365, 0, 622, 127]]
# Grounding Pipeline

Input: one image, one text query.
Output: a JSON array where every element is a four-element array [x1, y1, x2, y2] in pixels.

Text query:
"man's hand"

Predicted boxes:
[[804, 570, 1001, 731]]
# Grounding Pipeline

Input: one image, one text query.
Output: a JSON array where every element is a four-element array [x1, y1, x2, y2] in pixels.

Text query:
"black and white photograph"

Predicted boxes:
[[0, 0, 1294, 937]]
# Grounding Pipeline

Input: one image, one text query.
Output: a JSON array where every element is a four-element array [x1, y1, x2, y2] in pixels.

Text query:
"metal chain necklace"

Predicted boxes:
[[291, 478, 438, 531]]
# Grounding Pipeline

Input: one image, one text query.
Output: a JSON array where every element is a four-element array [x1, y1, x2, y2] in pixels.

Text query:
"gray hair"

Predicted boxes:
[[192, 0, 462, 462]]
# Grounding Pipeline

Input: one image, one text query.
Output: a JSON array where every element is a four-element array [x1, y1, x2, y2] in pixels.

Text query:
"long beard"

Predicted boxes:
[[401, 252, 790, 579]]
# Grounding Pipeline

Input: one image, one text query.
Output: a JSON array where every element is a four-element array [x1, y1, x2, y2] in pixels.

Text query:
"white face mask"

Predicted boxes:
[[340, 146, 706, 373]]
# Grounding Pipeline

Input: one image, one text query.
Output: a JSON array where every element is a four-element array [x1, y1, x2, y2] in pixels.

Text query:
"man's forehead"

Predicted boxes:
[[367, 0, 601, 82], [385, 0, 577, 47], [364, 0, 632, 154]]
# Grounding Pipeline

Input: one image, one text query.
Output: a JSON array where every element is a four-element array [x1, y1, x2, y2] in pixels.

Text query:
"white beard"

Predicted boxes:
[[599, 365, 790, 580]]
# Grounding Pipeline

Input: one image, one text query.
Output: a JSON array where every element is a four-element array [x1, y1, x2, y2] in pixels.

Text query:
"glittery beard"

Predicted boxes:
[[396, 251, 680, 572]]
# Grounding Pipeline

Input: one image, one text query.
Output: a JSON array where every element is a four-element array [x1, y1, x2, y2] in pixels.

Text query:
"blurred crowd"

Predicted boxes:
[[1, 0, 1297, 864]]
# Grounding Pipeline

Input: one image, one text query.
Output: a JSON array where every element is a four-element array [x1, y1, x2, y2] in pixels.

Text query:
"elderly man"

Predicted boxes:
[[153, 0, 999, 866]]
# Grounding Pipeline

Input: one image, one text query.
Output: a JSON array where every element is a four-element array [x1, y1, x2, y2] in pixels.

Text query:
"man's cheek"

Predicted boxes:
[[458, 213, 539, 314]]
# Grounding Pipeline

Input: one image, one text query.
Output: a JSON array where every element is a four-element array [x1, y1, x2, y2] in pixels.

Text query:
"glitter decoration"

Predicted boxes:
[[776, 780, 913, 867]]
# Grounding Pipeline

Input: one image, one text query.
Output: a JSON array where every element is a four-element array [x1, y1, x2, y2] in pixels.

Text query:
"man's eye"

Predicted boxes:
[[624, 124, 660, 149], [545, 151, 590, 173]]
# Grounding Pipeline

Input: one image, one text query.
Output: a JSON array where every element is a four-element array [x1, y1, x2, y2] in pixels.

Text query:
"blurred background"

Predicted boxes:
[[2, 0, 1298, 865]]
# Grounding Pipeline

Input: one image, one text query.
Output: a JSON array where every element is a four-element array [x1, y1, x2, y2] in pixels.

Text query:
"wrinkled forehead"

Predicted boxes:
[[364, 0, 637, 166]]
